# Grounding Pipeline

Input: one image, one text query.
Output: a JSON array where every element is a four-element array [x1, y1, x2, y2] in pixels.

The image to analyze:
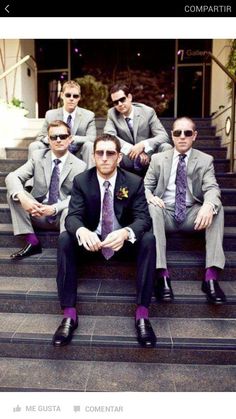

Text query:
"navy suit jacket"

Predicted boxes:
[[65, 167, 152, 240]]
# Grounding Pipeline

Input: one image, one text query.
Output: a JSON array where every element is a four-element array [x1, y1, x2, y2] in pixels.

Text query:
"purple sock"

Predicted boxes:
[[63, 307, 77, 322], [157, 268, 169, 278], [205, 267, 219, 281], [135, 305, 149, 321], [25, 233, 39, 246]]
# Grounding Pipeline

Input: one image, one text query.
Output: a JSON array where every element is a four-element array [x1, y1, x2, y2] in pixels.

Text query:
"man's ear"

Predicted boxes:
[[127, 93, 132, 101], [117, 152, 123, 165]]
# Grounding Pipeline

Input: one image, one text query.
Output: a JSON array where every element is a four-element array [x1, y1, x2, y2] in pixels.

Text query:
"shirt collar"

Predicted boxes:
[[123, 106, 134, 120], [51, 151, 69, 165], [63, 108, 76, 120], [97, 171, 117, 190], [173, 148, 192, 160]]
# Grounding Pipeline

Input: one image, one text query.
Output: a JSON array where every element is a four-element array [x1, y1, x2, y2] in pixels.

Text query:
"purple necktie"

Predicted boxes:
[[125, 117, 142, 171], [67, 114, 77, 154], [174, 154, 187, 224], [47, 158, 61, 223], [101, 181, 114, 260]]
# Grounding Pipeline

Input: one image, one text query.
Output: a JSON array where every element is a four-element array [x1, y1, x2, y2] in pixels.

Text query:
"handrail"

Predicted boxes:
[[0, 54, 38, 118], [204, 50, 236, 173]]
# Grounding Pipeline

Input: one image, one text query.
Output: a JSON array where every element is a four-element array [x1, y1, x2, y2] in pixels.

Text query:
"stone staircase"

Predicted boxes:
[[0, 117, 236, 391]]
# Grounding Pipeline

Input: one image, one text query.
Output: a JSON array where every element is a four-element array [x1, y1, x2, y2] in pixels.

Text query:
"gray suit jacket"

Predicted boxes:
[[104, 102, 170, 151], [144, 148, 222, 211], [36, 106, 96, 145], [5, 150, 86, 214]]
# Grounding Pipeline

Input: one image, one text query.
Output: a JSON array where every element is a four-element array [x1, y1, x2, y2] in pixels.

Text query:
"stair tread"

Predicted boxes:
[[1, 356, 235, 391], [0, 277, 235, 300], [1, 312, 236, 347]]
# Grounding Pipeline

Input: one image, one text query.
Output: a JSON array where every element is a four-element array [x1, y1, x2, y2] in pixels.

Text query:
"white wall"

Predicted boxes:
[[0, 39, 36, 117], [211, 39, 236, 170]]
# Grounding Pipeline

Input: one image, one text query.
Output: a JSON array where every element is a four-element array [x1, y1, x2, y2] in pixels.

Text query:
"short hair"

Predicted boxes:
[[110, 83, 131, 97], [47, 120, 71, 136], [173, 117, 196, 131], [93, 134, 121, 153], [62, 80, 81, 95]]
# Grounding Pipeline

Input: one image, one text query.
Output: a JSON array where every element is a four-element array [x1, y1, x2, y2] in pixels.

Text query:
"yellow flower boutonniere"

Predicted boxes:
[[116, 186, 129, 200]]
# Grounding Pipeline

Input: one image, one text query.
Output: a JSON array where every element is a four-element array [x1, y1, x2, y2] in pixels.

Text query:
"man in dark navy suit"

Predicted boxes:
[[52, 134, 157, 348]]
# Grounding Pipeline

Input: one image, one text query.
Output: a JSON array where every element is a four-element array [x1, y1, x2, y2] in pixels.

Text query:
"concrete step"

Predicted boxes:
[[5, 145, 228, 160], [1, 203, 235, 226], [0, 158, 230, 174], [1, 185, 235, 205], [1, 356, 236, 391], [0, 248, 235, 279], [0, 312, 236, 365], [217, 173, 236, 188], [0, 276, 235, 318], [1, 225, 236, 252], [1, 202, 236, 226]]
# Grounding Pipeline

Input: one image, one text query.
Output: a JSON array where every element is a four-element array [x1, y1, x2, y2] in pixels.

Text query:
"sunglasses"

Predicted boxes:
[[49, 134, 69, 141], [172, 129, 194, 137], [112, 96, 127, 106], [95, 150, 118, 158], [64, 93, 80, 99]]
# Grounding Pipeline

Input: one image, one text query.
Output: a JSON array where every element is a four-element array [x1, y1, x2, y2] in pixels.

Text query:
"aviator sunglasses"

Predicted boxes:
[[95, 150, 118, 158], [64, 93, 80, 99], [172, 129, 194, 137]]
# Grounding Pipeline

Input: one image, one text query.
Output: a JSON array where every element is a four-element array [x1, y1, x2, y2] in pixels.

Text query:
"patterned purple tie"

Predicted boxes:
[[125, 117, 142, 171], [101, 180, 115, 260], [174, 154, 187, 223], [47, 159, 61, 223], [67, 114, 77, 154]]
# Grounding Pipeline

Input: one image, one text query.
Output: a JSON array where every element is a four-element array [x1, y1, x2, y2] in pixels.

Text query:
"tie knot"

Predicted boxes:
[[54, 159, 61, 166], [125, 117, 131, 122], [67, 114, 72, 122], [178, 154, 186, 161], [103, 180, 110, 190]]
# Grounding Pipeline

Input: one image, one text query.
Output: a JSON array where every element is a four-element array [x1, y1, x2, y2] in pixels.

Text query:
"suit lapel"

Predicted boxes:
[[90, 169, 101, 223], [162, 151, 173, 192], [187, 149, 198, 194], [59, 153, 72, 187], [114, 170, 128, 220], [133, 106, 140, 141], [73, 107, 82, 134], [118, 113, 134, 142], [43, 151, 53, 189]]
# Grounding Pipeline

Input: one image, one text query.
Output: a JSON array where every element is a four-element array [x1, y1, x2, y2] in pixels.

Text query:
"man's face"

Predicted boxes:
[[48, 125, 72, 156], [111, 90, 132, 116], [171, 118, 197, 153], [94, 140, 122, 179], [61, 87, 80, 113]]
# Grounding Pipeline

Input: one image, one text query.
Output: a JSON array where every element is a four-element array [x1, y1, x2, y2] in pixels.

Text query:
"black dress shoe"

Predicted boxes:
[[52, 317, 78, 347], [135, 318, 157, 348], [154, 276, 174, 302], [201, 280, 226, 304], [10, 243, 42, 259]]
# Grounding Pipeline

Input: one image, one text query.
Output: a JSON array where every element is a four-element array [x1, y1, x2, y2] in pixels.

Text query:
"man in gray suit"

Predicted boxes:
[[144, 117, 226, 304], [5, 120, 86, 259], [104, 83, 172, 175], [28, 80, 96, 168]]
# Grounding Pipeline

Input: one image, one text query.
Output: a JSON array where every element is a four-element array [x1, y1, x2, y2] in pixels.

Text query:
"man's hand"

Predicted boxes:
[[129, 142, 145, 159], [194, 203, 214, 230], [78, 227, 102, 251], [101, 228, 128, 252], [17, 192, 44, 217], [139, 152, 150, 166], [148, 195, 165, 208]]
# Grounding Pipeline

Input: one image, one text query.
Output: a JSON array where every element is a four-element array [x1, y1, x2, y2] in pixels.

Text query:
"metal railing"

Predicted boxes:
[[0, 54, 38, 118], [204, 51, 236, 173]]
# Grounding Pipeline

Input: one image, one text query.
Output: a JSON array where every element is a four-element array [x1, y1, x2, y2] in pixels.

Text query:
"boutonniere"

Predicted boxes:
[[116, 186, 129, 200]]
